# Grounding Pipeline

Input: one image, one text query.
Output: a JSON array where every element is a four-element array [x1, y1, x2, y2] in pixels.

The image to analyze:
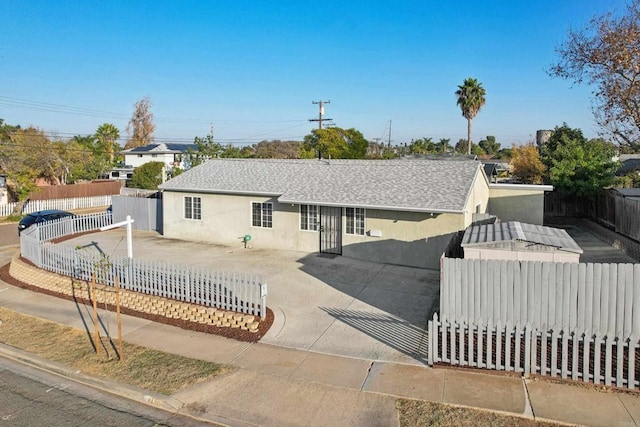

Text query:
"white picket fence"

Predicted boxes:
[[0, 195, 112, 217], [20, 215, 267, 318], [428, 314, 640, 390], [440, 257, 640, 339]]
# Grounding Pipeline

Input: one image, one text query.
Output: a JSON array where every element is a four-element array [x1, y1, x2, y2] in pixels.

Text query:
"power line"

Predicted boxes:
[[309, 100, 332, 130]]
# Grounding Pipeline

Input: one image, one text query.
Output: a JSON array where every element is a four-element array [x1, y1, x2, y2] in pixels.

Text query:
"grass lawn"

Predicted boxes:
[[0, 307, 231, 395]]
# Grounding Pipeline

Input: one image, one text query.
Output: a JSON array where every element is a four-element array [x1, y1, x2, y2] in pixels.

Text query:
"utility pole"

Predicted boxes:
[[309, 100, 332, 130], [387, 119, 392, 149]]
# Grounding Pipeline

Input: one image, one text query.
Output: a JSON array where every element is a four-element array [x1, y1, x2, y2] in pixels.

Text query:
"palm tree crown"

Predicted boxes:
[[455, 78, 486, 155]]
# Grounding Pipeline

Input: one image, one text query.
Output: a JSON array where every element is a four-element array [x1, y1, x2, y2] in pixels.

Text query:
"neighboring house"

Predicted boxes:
[[159, 158, 492, 269], [121, 143, 197, 169], [461, 221, 582, 263], [107, 143, 197, 183], [0, 174, 7, 206], [616, 154, 640, 177]]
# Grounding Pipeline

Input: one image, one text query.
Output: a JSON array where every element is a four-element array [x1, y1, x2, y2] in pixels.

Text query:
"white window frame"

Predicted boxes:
[[252, 202, 273, 228], [345, 207, 365, 235], [299, 204, 319, 231], [184, 196, 201, 220]]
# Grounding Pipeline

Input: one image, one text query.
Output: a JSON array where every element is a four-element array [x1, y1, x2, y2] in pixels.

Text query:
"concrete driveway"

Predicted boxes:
[[61, 230, 440, 365]]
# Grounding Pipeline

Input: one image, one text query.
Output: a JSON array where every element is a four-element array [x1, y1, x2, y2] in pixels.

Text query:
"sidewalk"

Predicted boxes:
[[1, 270, 639, 427]]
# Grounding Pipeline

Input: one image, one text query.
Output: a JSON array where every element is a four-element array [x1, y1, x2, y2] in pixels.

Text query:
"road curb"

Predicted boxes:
[[0, 342, 185, 414]]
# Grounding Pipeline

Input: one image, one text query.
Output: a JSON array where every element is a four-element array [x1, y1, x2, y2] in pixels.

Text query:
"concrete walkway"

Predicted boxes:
[[2, 226, 640, 426]]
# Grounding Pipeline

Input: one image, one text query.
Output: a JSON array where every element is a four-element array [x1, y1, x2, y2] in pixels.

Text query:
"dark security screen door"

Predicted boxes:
[[320, 206, 342, 255]]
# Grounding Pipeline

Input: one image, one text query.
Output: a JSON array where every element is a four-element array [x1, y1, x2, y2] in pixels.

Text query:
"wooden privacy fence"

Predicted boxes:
[[428, 314, 640, 390], [440, 257, 640, 339], [20, 215, 267, 318]]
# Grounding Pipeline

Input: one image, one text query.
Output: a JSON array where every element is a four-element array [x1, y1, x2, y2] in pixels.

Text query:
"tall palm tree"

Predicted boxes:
[[95, 123, 120, 164], [455, 78, 486, 155]]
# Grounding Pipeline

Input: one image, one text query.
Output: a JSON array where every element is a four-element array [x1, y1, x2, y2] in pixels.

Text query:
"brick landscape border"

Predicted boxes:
[[4, 252, 273, 343]]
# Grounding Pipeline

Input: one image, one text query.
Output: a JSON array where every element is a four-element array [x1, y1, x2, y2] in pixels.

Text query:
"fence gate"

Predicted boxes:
[[320, 206, 342, 255]]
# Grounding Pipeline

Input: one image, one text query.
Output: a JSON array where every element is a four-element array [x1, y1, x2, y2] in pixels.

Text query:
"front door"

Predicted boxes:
[[319, 206, 342, 255]]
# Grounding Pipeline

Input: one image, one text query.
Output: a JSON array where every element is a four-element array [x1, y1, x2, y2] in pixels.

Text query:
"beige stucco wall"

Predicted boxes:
[[488, 185, 551, 225], [462, 169, 491, 226], [162, 191, 468, 269], [342, 209, 466, 269]]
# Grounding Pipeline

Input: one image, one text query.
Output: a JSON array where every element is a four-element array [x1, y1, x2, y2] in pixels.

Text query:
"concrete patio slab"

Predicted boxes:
[[58, 229, 437, 365]]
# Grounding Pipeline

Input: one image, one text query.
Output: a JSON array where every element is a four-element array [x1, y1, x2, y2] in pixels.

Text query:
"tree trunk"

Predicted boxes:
[[467, 118, 472, 155]]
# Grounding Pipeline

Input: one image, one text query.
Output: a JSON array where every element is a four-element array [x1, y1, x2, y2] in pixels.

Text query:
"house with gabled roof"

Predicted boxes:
[[121, 143, 197, 170], [159, 158, 491, 269]]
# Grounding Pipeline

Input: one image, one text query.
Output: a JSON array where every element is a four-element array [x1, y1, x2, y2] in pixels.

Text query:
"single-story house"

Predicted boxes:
[[461, 221, 583, 262], [159, 158, 492, 269]]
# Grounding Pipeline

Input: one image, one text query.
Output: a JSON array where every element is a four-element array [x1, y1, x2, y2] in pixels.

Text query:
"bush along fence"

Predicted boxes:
[[435, 256, 640, 390], [428, 315, 640, 390], [19, 214, 267, 319], [0, 195, 113, 217]]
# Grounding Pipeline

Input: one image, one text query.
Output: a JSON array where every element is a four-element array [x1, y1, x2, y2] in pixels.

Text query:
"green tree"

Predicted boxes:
[[220, 144, 254, 158], [0, 128, 38, 202], [409, 137, 435, 154], [454, 139, 470, 154], [543, 124, 618, 197], [303, 127, 368, 159], [95, 123, 121, 164], [479, 135, 500, 155], [549, 0, 640, 150], [455, 77, 486, 155], [436, 138, 452, 153], [129, 161, 164, 190], [70, 134, 112, 180], [510, 143, 546, 184], [253, 140, 302, 158], [125, 97, 155, 149], [188, 134, 222, 167]]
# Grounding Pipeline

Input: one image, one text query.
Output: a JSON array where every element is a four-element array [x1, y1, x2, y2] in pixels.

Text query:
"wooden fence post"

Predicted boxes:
[[91, 274, 100, 356], [115, 276, 123, 360]]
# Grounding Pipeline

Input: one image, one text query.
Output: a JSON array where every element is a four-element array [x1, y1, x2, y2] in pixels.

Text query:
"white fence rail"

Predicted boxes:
[[0, 195, 112, 217], [428, 314, 640, 390], [20, 215, 266, 318], [440, 257, 640, 338]]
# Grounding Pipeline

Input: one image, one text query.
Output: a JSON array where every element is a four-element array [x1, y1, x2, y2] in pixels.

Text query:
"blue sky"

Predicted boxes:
[[0, 1, 631, 147]]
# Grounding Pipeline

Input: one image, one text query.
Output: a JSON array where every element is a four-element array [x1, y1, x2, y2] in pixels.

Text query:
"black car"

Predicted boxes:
[[18, 209, 75, 235]]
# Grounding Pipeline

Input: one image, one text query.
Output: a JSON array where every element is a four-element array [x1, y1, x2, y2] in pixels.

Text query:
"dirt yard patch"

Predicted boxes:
[[0, 307, 231, 395]]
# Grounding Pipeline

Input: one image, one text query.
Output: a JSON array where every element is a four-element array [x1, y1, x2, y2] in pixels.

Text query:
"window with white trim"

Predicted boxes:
[[252, 202, 272, 228], [345, 207, 365, 235], [184, 196, 201, 220], [300, 205, 319, 231]]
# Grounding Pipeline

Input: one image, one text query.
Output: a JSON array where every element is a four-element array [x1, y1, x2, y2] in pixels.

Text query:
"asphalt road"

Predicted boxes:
[[0, 222, 19, 248], [0, 356, 213, 427]]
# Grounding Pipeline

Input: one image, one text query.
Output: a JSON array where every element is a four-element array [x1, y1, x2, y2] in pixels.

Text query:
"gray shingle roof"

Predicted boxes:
[[461, 221, 583, 254], [159, 158, 483, 213]]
